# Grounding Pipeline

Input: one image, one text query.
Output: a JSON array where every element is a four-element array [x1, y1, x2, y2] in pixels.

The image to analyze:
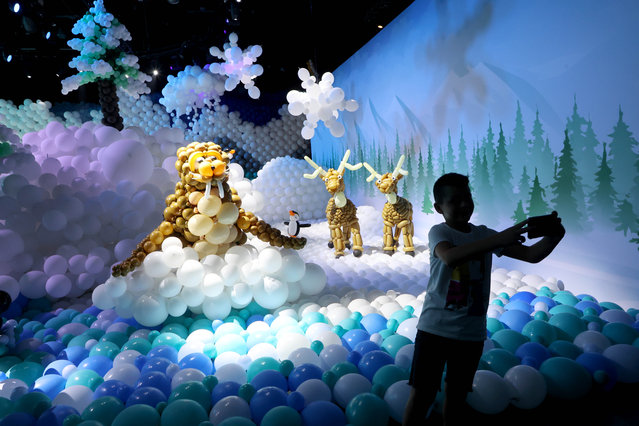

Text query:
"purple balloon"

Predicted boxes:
[[56, 322, 89, 338]]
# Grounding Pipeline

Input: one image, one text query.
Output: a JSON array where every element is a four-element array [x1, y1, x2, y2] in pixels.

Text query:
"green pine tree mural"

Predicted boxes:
[[512, 200, 526, 223], [518, 166, 531, 199], [493, 123, 514, 211], [482, 120, 496, 175], [456, 125, 469, 175], [510, 101, 528, 173], [590, 143, 617, 224], [529, 109, 546, 181], [445, 129, 456, 173], [527, 169, 550, 217], [551, 130, 582, 231], [608, 106, 639, 196], [612, 197, 637, 236]]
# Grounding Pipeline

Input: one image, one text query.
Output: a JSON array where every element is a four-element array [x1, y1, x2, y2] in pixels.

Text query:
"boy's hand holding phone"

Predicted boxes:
[[527, 211, 565, 238]]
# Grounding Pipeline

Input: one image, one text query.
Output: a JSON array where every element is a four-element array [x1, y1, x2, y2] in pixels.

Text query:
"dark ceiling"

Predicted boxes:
[[1, 0, 414, 106]]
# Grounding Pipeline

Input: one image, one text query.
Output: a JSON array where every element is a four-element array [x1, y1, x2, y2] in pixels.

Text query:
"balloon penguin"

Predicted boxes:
[[284, 210, 311, 237]]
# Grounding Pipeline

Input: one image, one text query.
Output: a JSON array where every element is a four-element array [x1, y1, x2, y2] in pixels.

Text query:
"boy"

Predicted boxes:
[[403, 173, 565, 425]]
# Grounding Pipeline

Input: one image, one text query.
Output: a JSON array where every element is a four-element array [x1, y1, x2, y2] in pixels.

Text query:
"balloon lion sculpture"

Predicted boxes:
[[112, 141, 306, 276]]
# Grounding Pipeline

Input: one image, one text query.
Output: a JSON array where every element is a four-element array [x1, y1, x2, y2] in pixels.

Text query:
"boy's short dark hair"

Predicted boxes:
[[433, 173, 470, 204]]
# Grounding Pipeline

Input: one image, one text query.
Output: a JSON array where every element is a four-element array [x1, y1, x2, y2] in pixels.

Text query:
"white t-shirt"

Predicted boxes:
[[417, 222, 503, 341]]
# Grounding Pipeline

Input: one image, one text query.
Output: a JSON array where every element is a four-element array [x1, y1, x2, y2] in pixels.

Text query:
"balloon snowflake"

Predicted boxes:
[[209, 33, 263, 99], [286, 69, 359, 140]]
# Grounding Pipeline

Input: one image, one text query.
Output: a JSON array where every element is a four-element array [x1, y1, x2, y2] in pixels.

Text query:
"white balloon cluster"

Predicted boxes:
[[93, 239, 327, 326], [251, 156, 329, 223], [118, 90, 172, 133], [287, 69, 359, 140], [159, 65, 226, 116], [209, 33, 264, 99]]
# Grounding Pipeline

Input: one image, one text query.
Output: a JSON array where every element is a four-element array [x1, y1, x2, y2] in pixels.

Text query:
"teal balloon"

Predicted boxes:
[[521, 320, 557, 346], [101, 332, 129, 348], [322, 371, 337, 389], [345, 392, 389, 426], [381, 334, 411, 358], [0, 356, 21, 372], [121, 338, 152, 355], [602, 322, 639, 345], [548, 340, 583, 360], [310, 340, 324, 355], [168, 381, 211, 412], [599, 301, 623, 311], [160, 324, 188, 339], [90, 341, 121, 360], [65, 368, 104, 390], [330, 362, 358, 380], [112, 404, 161, 426], [486, 318, 505, 335], [480, 349, 520, 377], [338, 317, 361, 331], [260, 406, 302, 426], [82, 396, 125, 425], [15, 391, 51, 418], [389, 309, 412, 324], [490, 329, 529, 354], [152, 332, 185, 351], [7, 361, 44, 386], [189, 319, 214, 334], [582, 314, 606, 331], [539, 357, 592, 399], [371, 364, 409, 394], [548, 313, 587, 341], [533, 311, 549, 321], [202, 375, 219, 392], [552, 292, 579, 306], [68, 334, 94, 348], [161, 399, 208, 426], [549, 304, 582, 317], [218, 417, 256, 426], [279, 360, 294, 377], [247, 357, 279, 382]]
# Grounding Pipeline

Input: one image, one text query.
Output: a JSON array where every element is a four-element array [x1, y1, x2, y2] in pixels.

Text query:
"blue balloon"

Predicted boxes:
[[499, 309, 532, 333], [246, 315, 265, 326], [35, 405, 79, 426], [251, 369, 288, 391], [178, 352, 213, 375], [0, 412, 36, 426], [136, 371, 172, 398], [576, 352, 618, 391], [140, 357, 172, 375], [504, 299, 533, 314], [342, 329, 370, 351], [42, 341, 65, 356], [509, 291, 536, 304], [360, 314, 387, 335], [44, 359, 75, 375], [515, 342, 551, 369], [32, 374, 66, 400], [574, 300, 603, 315], [288, 364, 323, 391], [530, 296, 556, 309], [352, 340, 380, 356], [126, 386, 167, 408], [346, 351, 362, 366], [59, 346, 89, 365], [78, 355, 113, 376], [358, 350, 394, 381], [93, 380, 134, 402], [301, 401, 347, 426], [146, 345, 178, 363], [249, 386, 288, 424], [287, 391, 305, 411], [212, 381, 241, 405]]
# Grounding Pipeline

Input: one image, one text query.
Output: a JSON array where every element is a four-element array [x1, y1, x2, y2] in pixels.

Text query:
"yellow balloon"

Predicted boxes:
[[198, 195, 222, 216], [187, 214, 214, 236], [218, 202, 239, 225], [205, 223, 230, 244]]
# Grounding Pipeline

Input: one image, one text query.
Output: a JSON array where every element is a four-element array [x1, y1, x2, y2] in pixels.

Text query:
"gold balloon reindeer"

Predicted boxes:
[[304, 150, 364, 258], [112, 141, 306, 276], [363, 155, 415, 256]]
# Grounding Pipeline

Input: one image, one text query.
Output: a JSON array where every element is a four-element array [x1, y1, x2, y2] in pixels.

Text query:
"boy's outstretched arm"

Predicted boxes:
[[435, 221, 529, 268], [501, 222, 565, 263]]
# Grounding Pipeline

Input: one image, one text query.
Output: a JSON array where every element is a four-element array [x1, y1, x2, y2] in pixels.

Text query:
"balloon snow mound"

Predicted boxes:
[[0, 99, 98, 136], [287, 69, 359, 140], [0, 121, 191, 302], [159, 66, 226, 117], [209, 32, 264, 100], [251, 156, 329, 223], [61, 0, 151, 98], [118, 91, 171, 133], [93, 239, 326, 326]]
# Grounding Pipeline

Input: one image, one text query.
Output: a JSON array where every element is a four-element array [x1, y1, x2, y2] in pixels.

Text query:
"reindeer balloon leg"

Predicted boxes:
[[304, 150, 364, 258], [363, 155, 415, 256]]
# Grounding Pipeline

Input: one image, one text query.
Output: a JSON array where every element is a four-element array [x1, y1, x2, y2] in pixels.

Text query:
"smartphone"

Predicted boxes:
[[527, 212, 559, 238]]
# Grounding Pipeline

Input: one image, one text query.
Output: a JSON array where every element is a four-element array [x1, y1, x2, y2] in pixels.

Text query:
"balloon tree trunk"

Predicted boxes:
[[98, 79, 124, 131]]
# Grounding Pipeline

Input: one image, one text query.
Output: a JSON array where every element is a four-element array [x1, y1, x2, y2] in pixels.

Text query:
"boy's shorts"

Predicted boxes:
[[408, 330, 484, 393]]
